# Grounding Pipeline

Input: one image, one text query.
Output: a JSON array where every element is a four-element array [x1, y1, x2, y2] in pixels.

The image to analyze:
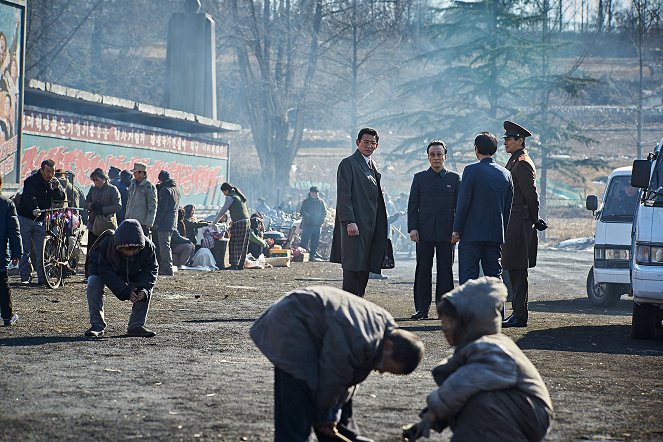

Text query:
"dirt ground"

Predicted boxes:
[[1, 249, 662, 441]]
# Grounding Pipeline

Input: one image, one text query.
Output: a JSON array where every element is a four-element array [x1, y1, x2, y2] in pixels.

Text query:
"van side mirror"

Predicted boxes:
[[631, 160, 651, 188], [586, 195, 598, 211]]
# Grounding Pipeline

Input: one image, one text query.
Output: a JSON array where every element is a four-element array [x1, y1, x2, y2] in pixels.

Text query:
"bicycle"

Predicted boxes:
[[39, 207, 85, 289]]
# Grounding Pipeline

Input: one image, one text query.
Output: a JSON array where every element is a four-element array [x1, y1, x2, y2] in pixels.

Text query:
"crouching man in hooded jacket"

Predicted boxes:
[[403, 277, 553, 442], [251, 286, 425, 442], [84, 219, 158, 338]]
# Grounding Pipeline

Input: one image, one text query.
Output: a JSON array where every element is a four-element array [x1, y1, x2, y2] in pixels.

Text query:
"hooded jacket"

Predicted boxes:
[[88, 219, 158, 301], [426, 277, 553, 424], [250, 286, 396, 422]]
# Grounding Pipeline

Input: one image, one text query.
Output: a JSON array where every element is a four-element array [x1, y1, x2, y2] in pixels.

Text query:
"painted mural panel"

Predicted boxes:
[[21, 110, 229, 207], [0, 0, 25, 183]]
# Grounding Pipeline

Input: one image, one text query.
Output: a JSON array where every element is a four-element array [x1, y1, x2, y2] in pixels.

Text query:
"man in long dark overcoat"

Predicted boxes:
[[501, 121, 540, 328], [330, 127, 389, 297]]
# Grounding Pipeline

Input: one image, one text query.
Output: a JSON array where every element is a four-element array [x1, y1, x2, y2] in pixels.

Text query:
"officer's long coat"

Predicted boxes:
[[502, 149, 539, 269], [330, 149, 388, 273]]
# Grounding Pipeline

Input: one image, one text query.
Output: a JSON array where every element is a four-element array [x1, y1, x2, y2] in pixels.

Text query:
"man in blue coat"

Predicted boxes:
[[0, 175, 22, 326], [408, 140, 460, 319], [452, 132, 513, 285]]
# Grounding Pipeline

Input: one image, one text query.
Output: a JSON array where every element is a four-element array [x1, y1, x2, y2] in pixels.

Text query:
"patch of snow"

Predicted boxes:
[[554, 237, 595, 250]]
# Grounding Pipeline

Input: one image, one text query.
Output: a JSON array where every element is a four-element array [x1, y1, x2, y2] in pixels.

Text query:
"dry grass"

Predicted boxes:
[[541, 215, 595, 245]]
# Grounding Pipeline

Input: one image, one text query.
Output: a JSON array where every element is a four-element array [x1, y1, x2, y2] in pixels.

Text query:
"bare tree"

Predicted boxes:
[[213, 0, 323, 197], [614, 0, 663, 159], [318, 0, 410, 145]]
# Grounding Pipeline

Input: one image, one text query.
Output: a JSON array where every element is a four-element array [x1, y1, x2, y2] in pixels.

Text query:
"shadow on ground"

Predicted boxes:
[[183, 318, 255, 323], [516, 324, 663, 355], [0, 335, 109, 347], [529, 297, 632, 316]]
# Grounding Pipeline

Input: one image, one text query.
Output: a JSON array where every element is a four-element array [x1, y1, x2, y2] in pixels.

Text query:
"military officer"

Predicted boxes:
[[501, 121, 540, 328]]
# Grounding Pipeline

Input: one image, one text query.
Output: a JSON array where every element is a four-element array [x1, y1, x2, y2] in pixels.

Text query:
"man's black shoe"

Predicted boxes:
[[410, 311, 429, 320], [84, 328, 105, 338], [502, 315, 527, 328], [127, 326, 156, 337]]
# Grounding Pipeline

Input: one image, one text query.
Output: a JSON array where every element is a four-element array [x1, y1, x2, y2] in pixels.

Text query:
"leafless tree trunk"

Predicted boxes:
[[223, 0, 323, 198]]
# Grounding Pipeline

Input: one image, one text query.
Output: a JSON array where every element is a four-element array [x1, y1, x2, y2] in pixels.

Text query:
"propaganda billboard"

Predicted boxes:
[[21, 110, 230, 206], [0, 0, 25, 184]]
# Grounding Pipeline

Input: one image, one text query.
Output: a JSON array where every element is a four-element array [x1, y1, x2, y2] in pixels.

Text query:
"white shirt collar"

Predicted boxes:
[[362, 154, 371, 165]]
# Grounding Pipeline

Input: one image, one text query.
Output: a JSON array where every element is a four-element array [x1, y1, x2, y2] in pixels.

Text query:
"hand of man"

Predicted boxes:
[[401, 420, 430, 441], [409, 230, 419, 243], [451, 232, 460, 244], [130, 289, 147, 304], [32, 208, 41, 218], [346, 223, 359, 236], [313, 422, 337, 437]]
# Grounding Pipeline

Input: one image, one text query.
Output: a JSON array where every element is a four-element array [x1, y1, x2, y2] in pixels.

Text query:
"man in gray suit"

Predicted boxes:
[[452, 132, 513, 285], [408, 140, 461, 319], [330, 128, 389, 297]]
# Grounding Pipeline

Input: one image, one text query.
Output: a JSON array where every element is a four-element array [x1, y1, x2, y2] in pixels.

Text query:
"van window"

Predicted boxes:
[[601, 175, 639, 221]]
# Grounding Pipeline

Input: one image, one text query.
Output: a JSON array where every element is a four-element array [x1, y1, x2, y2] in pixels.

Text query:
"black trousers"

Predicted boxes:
[[342, 270, 370, 297], [0, 270, 13, 320], [458, 241, 502, 285], [414, 241, 454, 315], [300, 225, 321, 257], [508, 269, 529, 321], [274, 367, 360, 442]]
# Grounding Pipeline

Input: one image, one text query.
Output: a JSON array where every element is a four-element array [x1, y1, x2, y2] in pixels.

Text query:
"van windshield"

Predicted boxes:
[[601, 175, 639, 221], [649, 151, 663, 203]]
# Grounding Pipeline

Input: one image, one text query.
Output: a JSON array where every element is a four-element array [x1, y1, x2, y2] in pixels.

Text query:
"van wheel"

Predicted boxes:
[[631, 302, 658, 339], [586, 267, 623, 307]]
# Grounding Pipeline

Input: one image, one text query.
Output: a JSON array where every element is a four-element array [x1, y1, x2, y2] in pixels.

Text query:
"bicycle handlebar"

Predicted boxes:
[[35, 207, 85, 215]]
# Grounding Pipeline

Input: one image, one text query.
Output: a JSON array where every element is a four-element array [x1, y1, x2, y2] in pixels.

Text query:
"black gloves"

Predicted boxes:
[[534, 218, 548, 231], [91, 201, 103, 212]]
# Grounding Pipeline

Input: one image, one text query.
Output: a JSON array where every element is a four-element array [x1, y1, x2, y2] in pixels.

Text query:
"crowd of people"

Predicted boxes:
[[0, 123, 557, 441], [0, 159, 335, 330]]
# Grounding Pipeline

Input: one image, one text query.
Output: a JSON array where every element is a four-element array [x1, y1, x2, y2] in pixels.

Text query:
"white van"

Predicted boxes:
[[585, 167, 639, 307], [629, 136, 663, 339]]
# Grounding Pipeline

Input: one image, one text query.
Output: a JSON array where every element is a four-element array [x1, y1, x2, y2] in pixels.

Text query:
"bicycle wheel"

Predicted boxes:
[[42, 235, 63, 289]]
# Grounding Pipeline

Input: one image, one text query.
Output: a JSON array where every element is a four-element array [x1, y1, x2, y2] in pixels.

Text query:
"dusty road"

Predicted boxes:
[[1, 248, 662, 441]]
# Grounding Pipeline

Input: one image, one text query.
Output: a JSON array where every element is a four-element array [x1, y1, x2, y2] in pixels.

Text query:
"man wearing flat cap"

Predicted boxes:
[[299, 186, 327, 262], [125, 162, 158, 238], [501, 121, 541, 328]]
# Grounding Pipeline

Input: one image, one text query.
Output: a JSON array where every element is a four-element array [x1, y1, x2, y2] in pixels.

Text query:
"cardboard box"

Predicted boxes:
[[292, 252, 309, 262], [270, 248, 291, 258], [265, 256, 290, 267]]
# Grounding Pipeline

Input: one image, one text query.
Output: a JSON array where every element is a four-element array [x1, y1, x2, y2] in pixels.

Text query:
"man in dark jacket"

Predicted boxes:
[[85, 219, 158, 338], [16, 159, 65, 285], [0, 175, 22, 326], [153, 170, 181, 276], [501, 121, 541, 328], [111, 169, 132, 224], [251, 286, 424, 442], [299, 186, 327, 261], [330, 128, 389, 297], [408, 140, 461, 319], [452, 132, 513, 285]]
